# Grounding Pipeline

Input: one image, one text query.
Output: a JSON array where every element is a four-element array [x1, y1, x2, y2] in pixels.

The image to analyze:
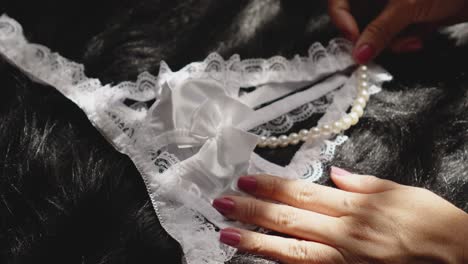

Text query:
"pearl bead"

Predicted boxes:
[[289, 133, 300, 145], [341, 116, 353, 130], [268, 137, 279, 148], [289, 133, 300, 141], [289, 133, 301, 146], [349, 112, 359, 125], [299, 129, 309, 141], [310, 127, 321, 138], [290, 139, 300, 145], [359, 81, 369, 90], [256, 64, 371, 148], [332, 121, 344, 133], [279, 135, 289, 147], [352, 105, 364, 117], [320, 124, 332, 136], [359, 89, 370, 101], [258, 136, 268, 148], [355, 97, 367, 108], [299, 129, 309, 138]]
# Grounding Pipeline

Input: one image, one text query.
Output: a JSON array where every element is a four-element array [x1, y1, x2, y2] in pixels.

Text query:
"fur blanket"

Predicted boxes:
[[0, 1, 466, 263]]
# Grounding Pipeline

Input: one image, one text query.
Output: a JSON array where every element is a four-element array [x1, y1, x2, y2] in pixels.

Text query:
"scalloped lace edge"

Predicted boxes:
[[0, 14, 392, 264]]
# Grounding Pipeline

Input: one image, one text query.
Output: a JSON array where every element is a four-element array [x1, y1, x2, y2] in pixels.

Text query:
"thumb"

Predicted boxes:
[[353, 3, 413, 64], [330, 167, 401, 194]]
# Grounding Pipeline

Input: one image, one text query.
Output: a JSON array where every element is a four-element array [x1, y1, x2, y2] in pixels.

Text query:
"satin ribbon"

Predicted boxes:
[[190, 95, 259, 167]]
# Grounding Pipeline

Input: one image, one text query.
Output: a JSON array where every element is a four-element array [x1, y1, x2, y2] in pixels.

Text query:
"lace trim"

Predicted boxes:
[[0, 14, 392, 264], [250, 94, 333, 136], [443, 23, 468, 46]]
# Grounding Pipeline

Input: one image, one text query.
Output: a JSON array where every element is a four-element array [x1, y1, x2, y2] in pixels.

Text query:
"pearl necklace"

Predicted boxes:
[[257, 65, 370, 148]]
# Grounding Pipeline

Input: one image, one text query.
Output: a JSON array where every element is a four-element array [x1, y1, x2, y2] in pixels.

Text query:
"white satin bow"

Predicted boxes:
[[190, 95, 260, 168]]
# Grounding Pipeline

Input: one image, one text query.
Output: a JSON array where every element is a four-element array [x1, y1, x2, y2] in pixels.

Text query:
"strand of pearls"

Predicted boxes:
[[257, 65, 371, 148]]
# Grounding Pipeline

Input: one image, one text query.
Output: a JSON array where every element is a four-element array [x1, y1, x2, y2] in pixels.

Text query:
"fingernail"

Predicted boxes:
[[212, 198, 235, 214], [331, 166, 352, 177], [354, 44, 375, 64], [401, 39, 423, 52], [220, 228, 241, 247], [238, 176, 257, 193]]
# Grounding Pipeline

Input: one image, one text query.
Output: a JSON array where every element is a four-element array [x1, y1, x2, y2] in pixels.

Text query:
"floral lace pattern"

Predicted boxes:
[[0, 14, 392, 264], [250, 94, 333, 136]]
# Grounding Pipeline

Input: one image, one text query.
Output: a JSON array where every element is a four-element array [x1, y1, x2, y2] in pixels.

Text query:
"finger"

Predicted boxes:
[[237, 175, 361, 217], [220, 228, 346, 264], [212, 196, 343, 245], [330, 167, 401, 194], [389, 23, 439, 53], [353, 2, 413, 63], [390, 23, 440, 53], [389, 36, 424, 53], [328, 0, 360, 41]]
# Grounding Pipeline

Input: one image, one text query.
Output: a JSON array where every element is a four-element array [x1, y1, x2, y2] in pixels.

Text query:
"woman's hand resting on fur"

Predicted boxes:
[[327, 0, 468, 63], [213, 167, 468, 263]]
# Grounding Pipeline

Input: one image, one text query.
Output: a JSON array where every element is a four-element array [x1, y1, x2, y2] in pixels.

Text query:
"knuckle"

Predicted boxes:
[[413, 8, 430, 22], [287, 241, 312, 261], [406, 1, 428, 21], [342, 194, 361, 211], [263, 176, 282, 198], [354, 195, 380, 213], [343, 217, 376, 243], [275, 207, 298, 228], [249, 235, 266, 254], [294, 183, 315, 204], [346, 225, 372, 242], [243, 199, 259, 219], [363, 199, 380, 212], [287, 242, 338, 264], [365, 23, 390, 44]]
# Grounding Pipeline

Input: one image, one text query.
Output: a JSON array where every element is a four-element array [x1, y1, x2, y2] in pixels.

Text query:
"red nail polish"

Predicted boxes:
[[220, 229, 241, 247], [331, 166, 352, 177], [354, 44, 375, 64], [238, 176, 257, 193], [401, 39, 423, 52], [212, 198, 235, 214]]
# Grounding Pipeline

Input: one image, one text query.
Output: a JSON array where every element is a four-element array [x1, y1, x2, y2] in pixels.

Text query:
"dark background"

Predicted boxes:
[[0, 1, 467, 263]]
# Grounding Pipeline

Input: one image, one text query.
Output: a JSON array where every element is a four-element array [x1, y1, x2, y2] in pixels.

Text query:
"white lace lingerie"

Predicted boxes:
[[0, 15, 392, 264]]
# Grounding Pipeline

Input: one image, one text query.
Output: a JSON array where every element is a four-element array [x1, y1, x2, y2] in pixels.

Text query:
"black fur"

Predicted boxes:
[[0, 0, 466, 263]]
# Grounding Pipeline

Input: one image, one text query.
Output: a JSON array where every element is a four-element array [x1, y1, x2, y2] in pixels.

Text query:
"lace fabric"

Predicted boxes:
[[443, 22, 468, 46], [0, 14, 392, 264]]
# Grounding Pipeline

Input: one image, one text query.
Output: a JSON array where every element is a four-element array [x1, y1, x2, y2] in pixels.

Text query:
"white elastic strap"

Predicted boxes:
[[239, 74, 347, 131], [239, 81, 312, 108]]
